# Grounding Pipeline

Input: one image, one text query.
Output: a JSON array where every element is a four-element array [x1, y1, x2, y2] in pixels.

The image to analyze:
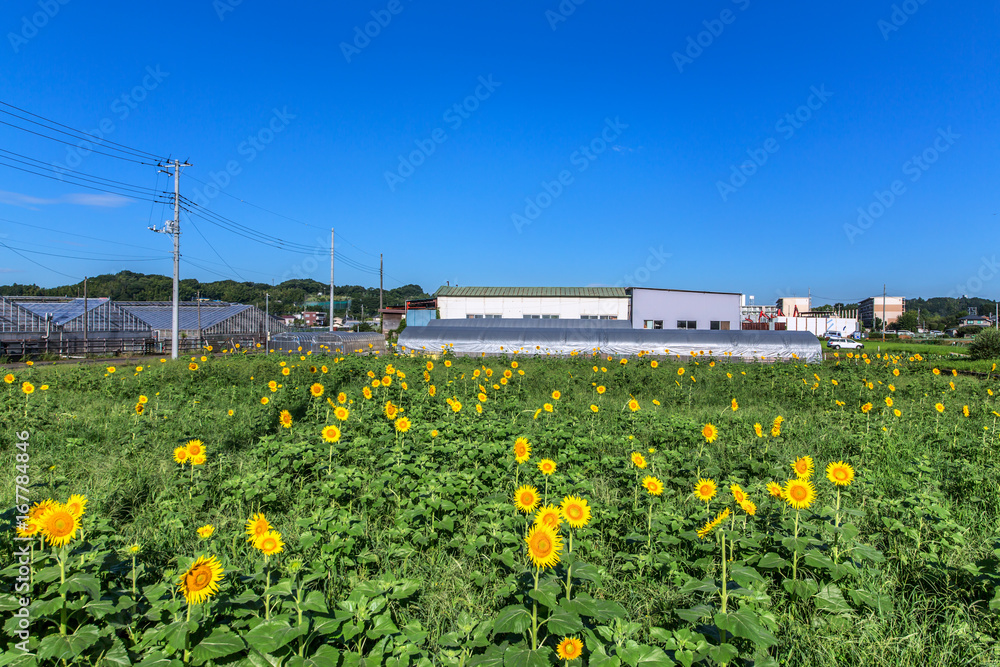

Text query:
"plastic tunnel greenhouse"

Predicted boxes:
[[268, 331, 388, 356], [398, 322, 822, 362]]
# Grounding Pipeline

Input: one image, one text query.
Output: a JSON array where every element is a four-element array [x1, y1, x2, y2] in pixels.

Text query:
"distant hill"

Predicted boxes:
[[0, 271, 429, 319]]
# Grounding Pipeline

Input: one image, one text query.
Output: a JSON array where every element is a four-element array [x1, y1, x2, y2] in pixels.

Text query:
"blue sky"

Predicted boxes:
[[1, 1, 998, 304]]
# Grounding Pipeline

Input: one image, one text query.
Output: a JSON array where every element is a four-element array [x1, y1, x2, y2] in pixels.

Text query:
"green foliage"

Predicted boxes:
[[968, 327, 1000, 360], [1, 350, 999, 665]]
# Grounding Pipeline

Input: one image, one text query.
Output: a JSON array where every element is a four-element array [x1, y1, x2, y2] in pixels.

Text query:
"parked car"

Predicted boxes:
[[827, 336, 864, 350]]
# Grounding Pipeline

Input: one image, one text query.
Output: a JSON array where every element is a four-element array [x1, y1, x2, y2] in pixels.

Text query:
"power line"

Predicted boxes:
[[0, 105, 167, 162], [0, 240, 78, 279], [0, 217, 173, 255], [183, 172, 383, 259], [182, 212, 248, 282], [0, 118, 159, 166], [0, 148, 169, 197], [0, 158, 172, 204]]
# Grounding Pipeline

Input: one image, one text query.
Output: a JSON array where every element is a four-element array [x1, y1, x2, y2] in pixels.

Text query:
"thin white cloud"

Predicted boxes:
[[0, 190, 131, 210]]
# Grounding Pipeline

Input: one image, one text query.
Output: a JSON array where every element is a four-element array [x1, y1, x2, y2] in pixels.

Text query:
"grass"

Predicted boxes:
[[1, 351, 998, 665]]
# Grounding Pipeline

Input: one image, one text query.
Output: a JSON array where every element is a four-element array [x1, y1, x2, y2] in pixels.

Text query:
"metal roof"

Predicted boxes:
[[429, 318, 631, 329], [17, 298, 109, 325], [433, 286, 628, 298], [119, 303, 251, 330]]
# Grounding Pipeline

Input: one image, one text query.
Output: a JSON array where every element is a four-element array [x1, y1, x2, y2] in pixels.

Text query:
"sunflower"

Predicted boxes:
[[784, 478, 816, 510], [268, 380, 278, 392], [631, 452, 647, 469], [963, 405, 970, 418], [642, 476, 664, 495], [430, 429, 439, 438], [560, 495, 591, 528], [381, 376, 392, 387], [186, 440, 205, 458], [362, 386, 373, 399], [197, 524, 214, 539], [933, 368, 940, 375], [281, 368, 290, 376], [590, 404, 599, 413], [16, 518, 40, 538], [543, 403, 554, 413], [178, 555, 225, 604], [551, 390, 561, 400], [135, 403, 145, 415], [697, 508, 731, 540], [677, 367, 685, 376], [3, 373, 14, 383], [650, 360, 658, 369], [395, 416, 411, 432], [514, 485, 540, 514], [885, 396, 893, 407], [791, 455, 814, 479], [766, 481, 784, 498], [702, 423, 718, 443], [730, 484, 747, 505], [38, 503, 79, 547], [190, 453, 206, 466], [279, 410, 293, 428], [740, 500, 756, 516], [935, 403, 945, 413], [753, 423, 763, 438], [525, 524, 562, 569], [861, 402, 873, 414], [596, 385, 606, 394], [628, 399, 640, 412], [309, 383, 324, 397], [188, 362, 198, 371], [253, 530, 285, 556], [537, 458, 556, 475], [245, 513, 271, 542], [730, 399, 738, 412], [321, 425, 341, 443], [260, 396, 269, 405], [385, 402, 398, 420], [513, 437, 532, 463], [107, 366, 116, 374], [826, 461, 855, 486], [174, 447, 190, 464], [556, 637, 583, 662], [535, 505, 562, 529], [21, 382, 34, 395], [478, 392, 488, 403], [333, 406, 349, 421], [770, 425, 781, 437], [64, 494, 87, 518], [451, 400, 462, 413], [694, 478, 717, 502]]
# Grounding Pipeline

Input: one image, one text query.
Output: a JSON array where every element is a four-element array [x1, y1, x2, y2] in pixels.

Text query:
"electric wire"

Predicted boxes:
[[0, 119, 159, 166], [0, 240, 78, 279], [0, 148, 169, 197], [0, 158, 172, 203], [0, 101, 169, 161]]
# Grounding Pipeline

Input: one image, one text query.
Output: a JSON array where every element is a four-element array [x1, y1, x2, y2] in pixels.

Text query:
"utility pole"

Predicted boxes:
[[882, 284, 886, 342], [379, 253, 384, 332], [265, 292, 270, 341], [82, 276, 88, 355], [330, 227, 333, 331], [150, 159, 191, 359]]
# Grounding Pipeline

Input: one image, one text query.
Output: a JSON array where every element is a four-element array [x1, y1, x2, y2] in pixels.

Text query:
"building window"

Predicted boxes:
[[710, 321, 730, 330], [653, 320, 663, 329], [677, 320, 697, 329], [581, 315, 598, 320], [599, 315, 617, 320], [541, 315, 559, 319], [643, 320, 653, 329], [469, 314, 484, 319], [523, 314, 540, 319], [485, 314, 502, 319]]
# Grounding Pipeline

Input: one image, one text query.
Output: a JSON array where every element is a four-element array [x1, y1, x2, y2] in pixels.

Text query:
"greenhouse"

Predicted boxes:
[[268, 331, 388, 356], [398, 323, 822, 362]]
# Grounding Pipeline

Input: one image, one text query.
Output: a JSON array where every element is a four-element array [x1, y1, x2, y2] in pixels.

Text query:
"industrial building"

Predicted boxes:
[[859, 296, 905, 328], [629, 287, 742, 330], [0, 296, 151, 355], [433, 286, 629, 321]]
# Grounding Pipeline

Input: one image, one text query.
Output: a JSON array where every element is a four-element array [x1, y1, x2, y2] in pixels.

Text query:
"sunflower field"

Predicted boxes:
[[1, 348, 999, 666]]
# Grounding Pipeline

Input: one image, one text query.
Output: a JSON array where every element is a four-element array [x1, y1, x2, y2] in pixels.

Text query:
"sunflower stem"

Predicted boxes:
[[183, 602, 191, 664], [720, 530, 728, 614], [565, 531, 573, 601], [792, 510, 800, 580], [531, 568, 540, 651], [58, 551, 67, 636], [131, 554, 137, 597], [833, 488, 842, 564], [264, 558, 271, 621]]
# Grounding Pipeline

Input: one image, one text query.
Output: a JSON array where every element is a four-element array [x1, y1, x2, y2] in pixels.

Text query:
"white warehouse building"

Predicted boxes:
[[433, 286, 630, 320], [629, 287, 742, 330]]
